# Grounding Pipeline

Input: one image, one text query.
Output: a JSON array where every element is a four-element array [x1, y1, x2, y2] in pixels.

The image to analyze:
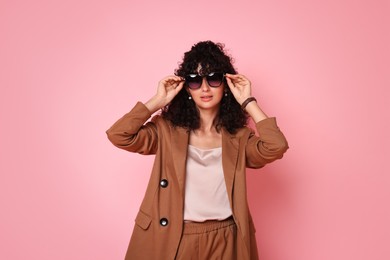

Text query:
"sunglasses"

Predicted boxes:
[[184, 72, 225, 90]]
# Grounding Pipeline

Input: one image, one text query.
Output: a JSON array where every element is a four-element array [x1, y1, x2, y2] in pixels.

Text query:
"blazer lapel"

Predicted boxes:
[[221, 128, 239, 203], [170, 126, 189, 195]]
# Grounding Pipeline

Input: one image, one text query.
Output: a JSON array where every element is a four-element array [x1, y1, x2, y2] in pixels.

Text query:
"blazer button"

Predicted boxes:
[[160, 179, 168, 188], [160, 218, 168, 226]]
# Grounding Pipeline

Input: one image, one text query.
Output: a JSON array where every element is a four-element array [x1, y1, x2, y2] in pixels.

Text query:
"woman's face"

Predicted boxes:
[[187, 75, 225, 112]]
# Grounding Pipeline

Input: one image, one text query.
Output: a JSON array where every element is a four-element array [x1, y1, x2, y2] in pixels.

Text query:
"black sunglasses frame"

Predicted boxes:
[[184, 72, 225, 90]]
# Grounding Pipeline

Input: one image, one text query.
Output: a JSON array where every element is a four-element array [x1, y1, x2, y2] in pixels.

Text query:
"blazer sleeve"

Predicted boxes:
[[106, 102, 158, 155], [245, 117, 289, 168]]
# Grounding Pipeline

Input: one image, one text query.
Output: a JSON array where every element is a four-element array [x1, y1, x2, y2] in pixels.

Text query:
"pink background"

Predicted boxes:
[[1, 0, 389, 259]]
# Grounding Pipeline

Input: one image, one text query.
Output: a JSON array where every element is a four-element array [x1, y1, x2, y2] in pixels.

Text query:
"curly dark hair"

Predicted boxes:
[[161, 41, 248, 134]]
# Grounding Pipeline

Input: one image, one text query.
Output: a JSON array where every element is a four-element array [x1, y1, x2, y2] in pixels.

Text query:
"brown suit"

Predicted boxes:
[[106, 102, 288, 260]]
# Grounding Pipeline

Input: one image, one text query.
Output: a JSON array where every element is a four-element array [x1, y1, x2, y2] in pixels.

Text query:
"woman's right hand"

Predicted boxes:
[[145, 75, 185, 113]]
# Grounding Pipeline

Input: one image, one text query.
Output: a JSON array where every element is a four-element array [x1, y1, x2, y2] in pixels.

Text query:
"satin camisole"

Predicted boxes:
[[183, 145, 233, 222]]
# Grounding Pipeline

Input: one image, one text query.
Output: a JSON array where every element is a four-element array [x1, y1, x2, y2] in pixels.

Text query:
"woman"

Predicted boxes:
[[106, 41, 288, 260]]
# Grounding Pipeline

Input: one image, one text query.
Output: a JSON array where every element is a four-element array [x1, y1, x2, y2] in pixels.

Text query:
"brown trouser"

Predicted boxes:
[[175, 217, 242, 260]]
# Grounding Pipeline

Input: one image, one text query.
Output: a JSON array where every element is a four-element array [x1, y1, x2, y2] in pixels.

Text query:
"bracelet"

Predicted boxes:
[[241, 97, 257, 110]]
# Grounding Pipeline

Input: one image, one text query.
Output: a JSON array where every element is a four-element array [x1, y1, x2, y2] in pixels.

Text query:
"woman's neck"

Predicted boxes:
[[197, 109, 219, 133], [190, 109, 222, 149]]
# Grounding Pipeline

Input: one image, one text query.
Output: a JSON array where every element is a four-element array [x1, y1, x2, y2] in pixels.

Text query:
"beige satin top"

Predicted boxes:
[[183, 145, 233, 222]]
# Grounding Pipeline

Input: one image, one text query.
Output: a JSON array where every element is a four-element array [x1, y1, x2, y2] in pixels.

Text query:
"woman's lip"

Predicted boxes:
[[200, 96, 213, 101]]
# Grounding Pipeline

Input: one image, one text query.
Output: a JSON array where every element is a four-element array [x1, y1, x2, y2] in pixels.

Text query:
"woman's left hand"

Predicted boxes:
[[225, 73, 252, 105]]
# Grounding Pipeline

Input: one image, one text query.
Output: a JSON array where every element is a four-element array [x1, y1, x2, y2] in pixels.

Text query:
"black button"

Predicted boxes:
[[160, 179, 168, 188], [160, 218, 168, 226]]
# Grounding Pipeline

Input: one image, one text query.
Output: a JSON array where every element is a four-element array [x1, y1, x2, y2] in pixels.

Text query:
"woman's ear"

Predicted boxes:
[[185, 87, 193, 99]]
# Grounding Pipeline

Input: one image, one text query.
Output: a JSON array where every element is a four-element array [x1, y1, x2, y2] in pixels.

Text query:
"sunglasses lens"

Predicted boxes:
[[207, 72, 224, 87], [186, 74, 202, 89], [185, 73, 224, 89]]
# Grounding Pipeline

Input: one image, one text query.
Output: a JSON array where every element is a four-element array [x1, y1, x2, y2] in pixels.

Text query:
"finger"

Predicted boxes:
[[228, 74, 248, 81], [163, 75, 183, 83], [225, 73, 241, 79], [170, 75, 183, 82], [173, 75, 185, 82], [225, 77, 236, 90], [226, 75, 247, 85], [225, 73, 236, 80], [163, 77, 184, 89], [175, 81, 185, 92]]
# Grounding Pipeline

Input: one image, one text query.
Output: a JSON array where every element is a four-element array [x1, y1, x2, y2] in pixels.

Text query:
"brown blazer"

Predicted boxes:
[[106, 102, 289, 260]]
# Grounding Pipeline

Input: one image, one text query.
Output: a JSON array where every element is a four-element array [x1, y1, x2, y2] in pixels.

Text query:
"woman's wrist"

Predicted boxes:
[[145, 95, 165, 114], [242, 97, 268, 123], [241, 97, 257, 110]]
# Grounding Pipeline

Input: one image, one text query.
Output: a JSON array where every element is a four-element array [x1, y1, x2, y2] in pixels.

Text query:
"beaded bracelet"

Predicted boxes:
[[241, 97, 257, 110]]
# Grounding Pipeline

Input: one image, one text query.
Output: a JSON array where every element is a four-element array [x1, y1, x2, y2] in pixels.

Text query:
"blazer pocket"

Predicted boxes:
[[135, 210, 152, 230]]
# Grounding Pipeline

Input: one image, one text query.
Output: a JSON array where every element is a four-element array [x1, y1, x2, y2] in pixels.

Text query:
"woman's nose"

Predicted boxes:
[[201, 78, 210, 90]]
